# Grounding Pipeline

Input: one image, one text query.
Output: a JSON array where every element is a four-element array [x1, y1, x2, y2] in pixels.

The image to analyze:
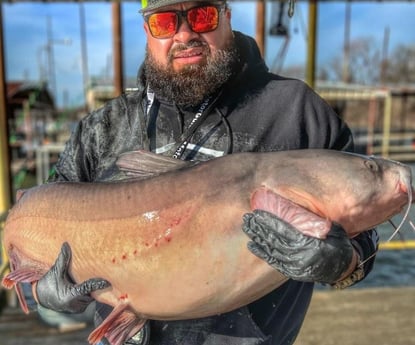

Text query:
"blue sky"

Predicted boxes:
[[3, 1, 415, 107]]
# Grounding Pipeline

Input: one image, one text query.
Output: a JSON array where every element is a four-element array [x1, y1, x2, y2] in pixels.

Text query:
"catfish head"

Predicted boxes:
[[255, 150, 413, 239]]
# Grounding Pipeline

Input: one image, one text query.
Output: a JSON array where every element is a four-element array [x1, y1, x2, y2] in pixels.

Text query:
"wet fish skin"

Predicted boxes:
[[2, 149, 413, 345]]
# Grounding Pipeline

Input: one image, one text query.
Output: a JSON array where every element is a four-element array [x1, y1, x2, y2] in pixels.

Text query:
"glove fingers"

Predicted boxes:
[[245, 210, 312, 243], [247, 241, 267, 260], [247, 242, 276, 264], [243, 211, 279, 243], [247, 242, 301, 279], [242, 213, 256, 238], [244, 211, 290, 260], [243, 212, 355, 284], [247, 237, 287, 263], [242, 221, 269, 247], [73, 278, 111, 296], [55, 242, 72, 278]]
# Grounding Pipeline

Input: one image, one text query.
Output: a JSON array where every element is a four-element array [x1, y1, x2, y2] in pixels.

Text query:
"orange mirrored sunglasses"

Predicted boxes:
[[144, 4, 225, 39]]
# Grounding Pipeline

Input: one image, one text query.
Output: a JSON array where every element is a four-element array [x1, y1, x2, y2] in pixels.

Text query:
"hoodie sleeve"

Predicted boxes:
[[49, 93, 147, 183]]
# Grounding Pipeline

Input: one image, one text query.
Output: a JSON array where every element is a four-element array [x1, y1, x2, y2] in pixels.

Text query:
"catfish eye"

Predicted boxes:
[[364, 159, 378, 173]]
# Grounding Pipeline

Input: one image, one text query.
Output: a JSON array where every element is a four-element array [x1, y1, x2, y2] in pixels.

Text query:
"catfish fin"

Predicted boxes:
[[2, 268, 45, 314], [116, 150, 195, 179], [15, 189, 27, 202], [2, 273, 29, 314], [2, 267, 45, 286], [88, 302, 146, 345]]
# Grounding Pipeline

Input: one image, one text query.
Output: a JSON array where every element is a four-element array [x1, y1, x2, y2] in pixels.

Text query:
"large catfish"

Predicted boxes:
[[2, 149, 414, 345]]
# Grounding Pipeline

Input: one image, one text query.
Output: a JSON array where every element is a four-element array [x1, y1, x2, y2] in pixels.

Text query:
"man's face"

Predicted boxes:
[[143, 1, 233, 72], [142, 1, 237, 105]]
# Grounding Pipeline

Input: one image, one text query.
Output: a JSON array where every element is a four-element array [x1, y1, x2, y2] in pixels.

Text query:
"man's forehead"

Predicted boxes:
[[142, 0, 224, 14], [153, 1, 211, 11]]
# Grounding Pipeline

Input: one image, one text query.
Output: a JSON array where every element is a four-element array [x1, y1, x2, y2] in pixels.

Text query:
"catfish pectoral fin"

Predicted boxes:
[[88, 301, 147, 345], [2, 266, 46, 314]]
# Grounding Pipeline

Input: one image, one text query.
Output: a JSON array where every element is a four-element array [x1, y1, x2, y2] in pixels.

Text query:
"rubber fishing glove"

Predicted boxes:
[[242, 210, 354, 284], [34, 242, 111, 314]]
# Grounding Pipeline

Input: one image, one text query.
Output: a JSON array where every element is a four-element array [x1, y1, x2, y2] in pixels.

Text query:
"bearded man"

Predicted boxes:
[[34, 1, 378, 344]]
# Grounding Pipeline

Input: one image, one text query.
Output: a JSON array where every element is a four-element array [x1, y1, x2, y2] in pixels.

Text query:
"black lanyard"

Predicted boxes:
[[145, 87, 215, 160], [172, 97, 211, 159]]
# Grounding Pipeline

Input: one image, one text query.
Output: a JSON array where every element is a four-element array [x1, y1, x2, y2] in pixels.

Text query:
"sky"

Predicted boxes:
[[2, 1, 415, 108]]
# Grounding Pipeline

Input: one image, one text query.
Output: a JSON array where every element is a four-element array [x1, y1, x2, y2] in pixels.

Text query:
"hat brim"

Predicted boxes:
[[140, 0, 222, 13]]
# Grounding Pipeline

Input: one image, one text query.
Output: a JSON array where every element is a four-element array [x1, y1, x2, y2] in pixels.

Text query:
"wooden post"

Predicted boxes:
[[306, 0, 317, 88], [112, 1, 124, 96], [0, 4, 11, 214], [255, 0, 266, 57], [0, 2, 15, 308]]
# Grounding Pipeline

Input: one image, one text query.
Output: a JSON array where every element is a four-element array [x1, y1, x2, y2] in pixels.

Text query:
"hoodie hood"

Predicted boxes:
[[231, 31, 269, 84]]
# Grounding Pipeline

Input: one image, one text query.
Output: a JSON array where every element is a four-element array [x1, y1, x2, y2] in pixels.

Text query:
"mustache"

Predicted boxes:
[[168, 40, 209, 60]]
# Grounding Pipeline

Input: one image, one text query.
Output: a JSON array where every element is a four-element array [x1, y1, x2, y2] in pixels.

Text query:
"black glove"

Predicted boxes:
[[35, 242, 111, 314], [242, 210, 354, 284]]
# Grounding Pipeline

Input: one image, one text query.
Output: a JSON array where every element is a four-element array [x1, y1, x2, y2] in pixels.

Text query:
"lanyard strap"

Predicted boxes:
[[145, 88, 214, 160], [172, 97, 211, 159]]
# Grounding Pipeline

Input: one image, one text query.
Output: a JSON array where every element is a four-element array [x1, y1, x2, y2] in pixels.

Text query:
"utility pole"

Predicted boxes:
[[45, 16, 71, 104], [342, 1, 351, 83], [79, 2, 89, 107], [46, 16, 57, 100], [381, 26, 390, 85]]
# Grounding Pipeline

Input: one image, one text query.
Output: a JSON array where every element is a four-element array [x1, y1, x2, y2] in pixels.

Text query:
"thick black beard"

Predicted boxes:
[[144, 40, 239, 106]]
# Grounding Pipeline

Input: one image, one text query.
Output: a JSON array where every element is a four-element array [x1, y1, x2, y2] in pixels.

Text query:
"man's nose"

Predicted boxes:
[[173, 19, 200, 43]]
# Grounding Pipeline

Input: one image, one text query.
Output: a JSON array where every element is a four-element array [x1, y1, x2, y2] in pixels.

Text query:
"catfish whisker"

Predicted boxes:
[[359, 251, 377, 267], [385, 178, 412, 242], [387, 219, 406, 241], [361, 209, 411, 267]]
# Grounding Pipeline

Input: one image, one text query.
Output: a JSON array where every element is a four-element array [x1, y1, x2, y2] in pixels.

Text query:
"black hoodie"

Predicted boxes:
[[53, 31, 353, 182]]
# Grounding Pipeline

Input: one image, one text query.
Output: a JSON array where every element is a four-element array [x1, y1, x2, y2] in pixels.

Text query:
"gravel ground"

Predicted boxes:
[[296, 286, 415, 345]]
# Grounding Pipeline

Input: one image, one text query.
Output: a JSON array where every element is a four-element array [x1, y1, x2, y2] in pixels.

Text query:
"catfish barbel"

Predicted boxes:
[[2, 149, 414, 345]]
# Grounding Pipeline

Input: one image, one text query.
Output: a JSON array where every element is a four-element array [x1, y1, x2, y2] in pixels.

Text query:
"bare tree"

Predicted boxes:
[[319, 37, 381, 85], [384, 44, 415, 84]]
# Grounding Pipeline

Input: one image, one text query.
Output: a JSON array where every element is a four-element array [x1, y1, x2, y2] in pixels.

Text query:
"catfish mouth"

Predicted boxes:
[[250, 188, 331, 239]]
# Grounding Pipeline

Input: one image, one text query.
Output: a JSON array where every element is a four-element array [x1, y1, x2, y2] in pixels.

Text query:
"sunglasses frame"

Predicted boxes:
[[144, 3, 227, 39]]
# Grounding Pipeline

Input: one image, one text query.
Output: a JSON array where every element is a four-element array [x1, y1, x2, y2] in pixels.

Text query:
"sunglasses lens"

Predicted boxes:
[[148, 12, 177, 38], [188, 6, 219, 33], [147, 5, 221, 38]]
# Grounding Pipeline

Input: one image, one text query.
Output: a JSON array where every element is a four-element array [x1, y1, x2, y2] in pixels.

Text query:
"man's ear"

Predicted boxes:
[[226, 8, 231, 21], [143, 22, 151, 36]]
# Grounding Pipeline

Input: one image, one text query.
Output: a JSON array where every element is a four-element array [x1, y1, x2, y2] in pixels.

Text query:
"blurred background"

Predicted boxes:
[[1, 0, 415, 344]]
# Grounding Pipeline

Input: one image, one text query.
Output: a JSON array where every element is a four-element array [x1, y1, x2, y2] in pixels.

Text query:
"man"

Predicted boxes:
[[34, 0, 378, 344]]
